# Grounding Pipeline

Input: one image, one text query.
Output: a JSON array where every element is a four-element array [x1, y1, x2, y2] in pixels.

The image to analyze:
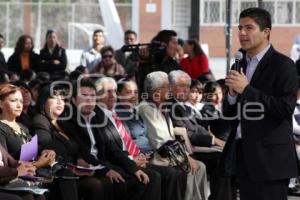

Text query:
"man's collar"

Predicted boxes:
[[246, 43, 271, 62], [81, 111, 96, 122], [89, 47, 100, 54], [174, 98, 186, 106], [97, 105, 115, 116]]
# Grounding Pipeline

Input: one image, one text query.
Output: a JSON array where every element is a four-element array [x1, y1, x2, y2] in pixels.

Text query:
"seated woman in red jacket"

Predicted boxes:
[[180, 39, 209, 79]]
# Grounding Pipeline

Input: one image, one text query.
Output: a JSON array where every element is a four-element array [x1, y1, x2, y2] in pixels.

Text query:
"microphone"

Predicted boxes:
[[234, 51, 243, 71]]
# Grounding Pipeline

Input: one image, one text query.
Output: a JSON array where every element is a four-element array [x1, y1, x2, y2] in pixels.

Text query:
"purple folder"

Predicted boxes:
[[19, 135, 38, 161]]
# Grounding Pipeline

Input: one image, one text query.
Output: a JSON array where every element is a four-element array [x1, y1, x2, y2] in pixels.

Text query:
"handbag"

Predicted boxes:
[[156, 139, 190, 172]]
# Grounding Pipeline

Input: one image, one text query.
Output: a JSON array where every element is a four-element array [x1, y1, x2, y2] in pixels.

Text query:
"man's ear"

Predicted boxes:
[[263, 28, 271, 39]]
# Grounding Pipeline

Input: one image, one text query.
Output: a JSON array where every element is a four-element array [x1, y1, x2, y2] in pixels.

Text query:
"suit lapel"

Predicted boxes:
[[249, 46, 274, 85], [107, 120, 123, 149], [71, 111, 92, 149], [95, 106, 123, 149]]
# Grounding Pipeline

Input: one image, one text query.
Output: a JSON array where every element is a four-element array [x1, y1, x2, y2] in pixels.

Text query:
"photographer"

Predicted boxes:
[[136, 30, 181, 95]]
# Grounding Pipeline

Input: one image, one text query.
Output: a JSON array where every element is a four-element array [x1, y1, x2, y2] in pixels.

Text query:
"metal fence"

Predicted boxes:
[[0, 2, 131, 49]]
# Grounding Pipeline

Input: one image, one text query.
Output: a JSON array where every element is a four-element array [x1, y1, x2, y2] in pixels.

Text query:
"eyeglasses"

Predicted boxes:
[[103, 54, 113, 59]]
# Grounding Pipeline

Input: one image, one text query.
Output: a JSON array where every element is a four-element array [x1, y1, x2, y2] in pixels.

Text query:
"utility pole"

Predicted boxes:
[[24, 0, 32, 35], [189, 0, 200, 41], [225, 0, 232, 74]]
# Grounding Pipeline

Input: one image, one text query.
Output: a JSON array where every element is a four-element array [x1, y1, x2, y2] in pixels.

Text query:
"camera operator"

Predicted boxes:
[[137, 30, 181, 95]]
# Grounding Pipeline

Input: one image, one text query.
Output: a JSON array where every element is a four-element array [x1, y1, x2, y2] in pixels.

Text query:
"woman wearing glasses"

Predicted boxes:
[[91, 45, 125, 78]]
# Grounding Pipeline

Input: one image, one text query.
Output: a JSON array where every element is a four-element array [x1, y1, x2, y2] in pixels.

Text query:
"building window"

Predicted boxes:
[[201, 0, 299, 25], [204, 1, 221, 23], [276, 1, 293, 24], [296, 2, 300, 23]]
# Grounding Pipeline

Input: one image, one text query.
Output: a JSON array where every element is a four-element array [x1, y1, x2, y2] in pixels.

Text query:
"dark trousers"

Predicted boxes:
[[192, 152, 221, 175], [0, 191, 45, 200], [112, 166, 161, 200], [236, 140, 289, 200], [147, 164, 187, 200], [192, 151, 234, 200], [0, 192, 22, 200], [47, 168, 78, 200], [78, 175, 113, 200]]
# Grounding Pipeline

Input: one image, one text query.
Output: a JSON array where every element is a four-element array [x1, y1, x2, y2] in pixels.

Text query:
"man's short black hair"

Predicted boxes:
[[93, 29, 103, 35], [124, 30, 137, 37], [239, 7, 272, 31], [72, 78, 96, 97], [0, 34, 3, 39]]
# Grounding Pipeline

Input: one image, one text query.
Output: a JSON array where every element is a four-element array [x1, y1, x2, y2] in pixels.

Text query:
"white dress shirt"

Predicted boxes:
[[80, 47, 102, 71], [0, 151, 3, 167], [82, 111, 98, 159]]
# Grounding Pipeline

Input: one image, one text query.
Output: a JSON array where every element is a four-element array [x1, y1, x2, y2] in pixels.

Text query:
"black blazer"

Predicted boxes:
[[168, 98, 213, 147], [31, 113, 79, 164], [221, 46, 299, 181], [0, 121, 31, 160], [66, 106, 138, 175], [39, 45, 67, 73], [7, 51, 40, 73]]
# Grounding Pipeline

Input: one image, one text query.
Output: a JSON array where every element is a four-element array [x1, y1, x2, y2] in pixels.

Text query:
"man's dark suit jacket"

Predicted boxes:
[[94, 106, 131, 152], [168, 98, 213, 147], [221, 46, 299, 181], [64, 106, 138, 176]]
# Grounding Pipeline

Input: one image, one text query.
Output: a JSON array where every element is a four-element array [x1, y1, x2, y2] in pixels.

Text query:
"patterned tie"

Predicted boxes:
[[112, 112, 140, 157]]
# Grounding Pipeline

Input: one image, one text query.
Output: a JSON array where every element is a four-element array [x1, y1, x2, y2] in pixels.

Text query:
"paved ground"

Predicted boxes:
[[288, 196, 300, 199]]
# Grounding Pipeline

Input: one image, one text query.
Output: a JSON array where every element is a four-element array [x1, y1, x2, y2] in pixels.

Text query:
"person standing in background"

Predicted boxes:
[[290, 33, 300, 62], [0, 34, 8, 72], [39, 29, 67, 75], [81, 29, 106, 71], [115, 30, 138, 74]]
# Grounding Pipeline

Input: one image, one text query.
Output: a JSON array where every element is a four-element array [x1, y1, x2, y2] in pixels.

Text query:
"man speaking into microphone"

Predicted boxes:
[[222, 7, 299, 200]]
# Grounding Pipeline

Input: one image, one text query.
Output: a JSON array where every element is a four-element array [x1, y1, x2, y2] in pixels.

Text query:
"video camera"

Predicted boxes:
[[121, 40, 166, 59]]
